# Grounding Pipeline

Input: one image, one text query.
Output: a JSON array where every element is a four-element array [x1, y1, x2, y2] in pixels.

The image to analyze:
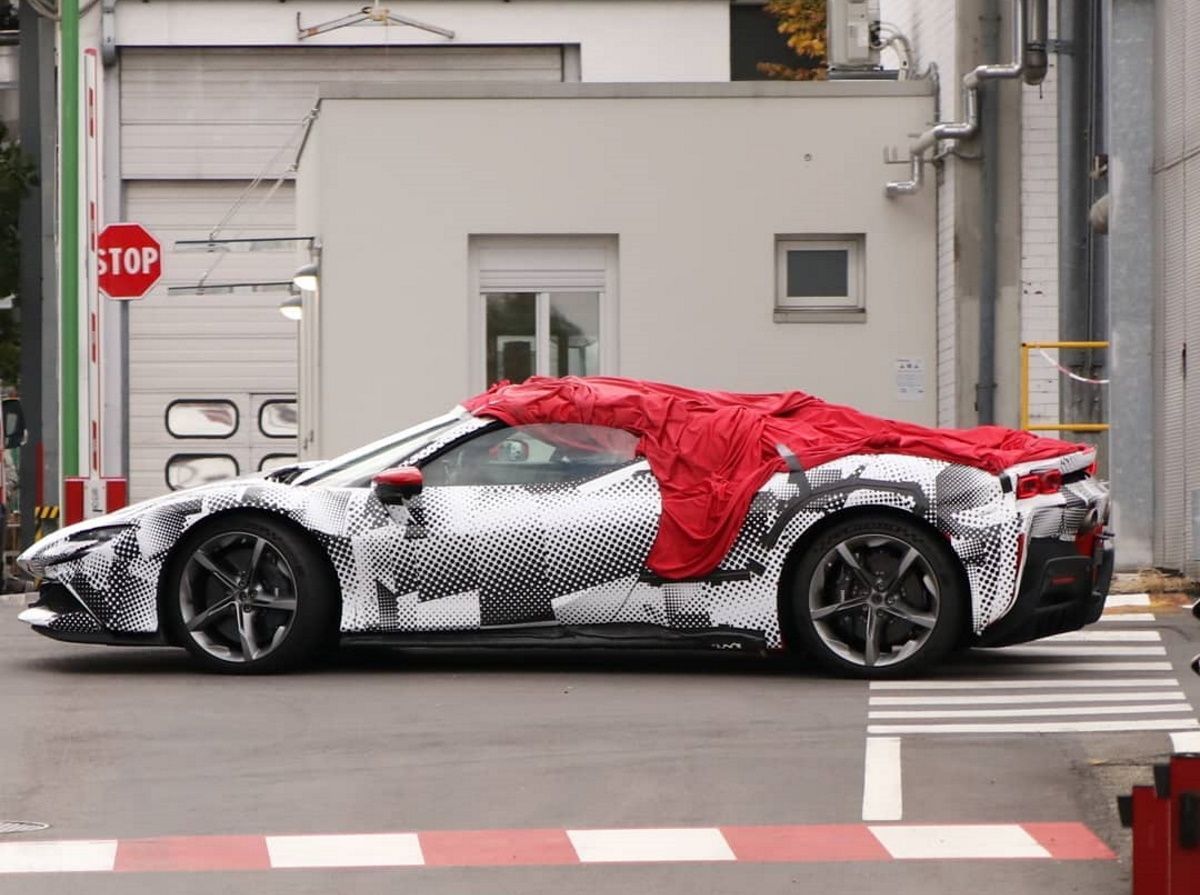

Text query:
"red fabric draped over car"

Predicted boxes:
[[463, 377, 1090, 580]]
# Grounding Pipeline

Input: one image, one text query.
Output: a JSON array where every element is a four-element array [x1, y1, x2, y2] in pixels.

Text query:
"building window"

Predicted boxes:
[[484, 291, 602, 386], [165, 400, 239, 439], [473, 236, 616, 388], [258, 400, 298, 438], [259, 453, 298, 473], [165, 454, 239, 491], [730, 2, 807, 81], [774, 236, 866, 322]]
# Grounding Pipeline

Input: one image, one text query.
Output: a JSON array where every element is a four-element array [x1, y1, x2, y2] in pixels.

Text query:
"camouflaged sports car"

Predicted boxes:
[[16, 377, 1114, 676]]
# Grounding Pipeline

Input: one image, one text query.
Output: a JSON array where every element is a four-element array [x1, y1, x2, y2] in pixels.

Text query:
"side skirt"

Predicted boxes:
[[340, 624, 770, 653]]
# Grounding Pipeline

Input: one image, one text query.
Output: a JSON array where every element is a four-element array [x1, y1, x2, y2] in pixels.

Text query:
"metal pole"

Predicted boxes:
[[977, 0, 1002, 425], [1058, 0, 1094, 426], [17, 0, 43, 547], [60, 0, 80, 479]]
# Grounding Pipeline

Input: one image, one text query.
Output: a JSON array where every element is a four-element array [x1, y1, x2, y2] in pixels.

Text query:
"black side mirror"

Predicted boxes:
[[2, 398, 25, 450], [373, 466, 423, 505]]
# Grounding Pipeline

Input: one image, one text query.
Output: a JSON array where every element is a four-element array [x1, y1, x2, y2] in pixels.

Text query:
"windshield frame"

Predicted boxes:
[[291, 407, 474, 488]]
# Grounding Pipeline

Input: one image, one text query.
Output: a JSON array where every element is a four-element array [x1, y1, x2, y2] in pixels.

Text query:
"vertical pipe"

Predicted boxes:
[[60, 0, 79, 478], [1059, 0, 1093, 426], [1020, 344, 1030, 429], [977, 0, 1002, 425], [18, 1, 43, 546]]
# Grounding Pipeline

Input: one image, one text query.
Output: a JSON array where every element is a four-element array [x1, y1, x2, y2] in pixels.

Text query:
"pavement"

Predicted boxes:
[[0, 590, 1197, 894]]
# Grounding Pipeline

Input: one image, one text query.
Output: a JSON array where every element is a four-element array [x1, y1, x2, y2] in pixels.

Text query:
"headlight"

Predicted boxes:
[[16, 524, 134, 578]]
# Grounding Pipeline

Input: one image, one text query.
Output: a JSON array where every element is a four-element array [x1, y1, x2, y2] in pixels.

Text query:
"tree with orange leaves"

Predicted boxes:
[[758, 0, 827, 81]]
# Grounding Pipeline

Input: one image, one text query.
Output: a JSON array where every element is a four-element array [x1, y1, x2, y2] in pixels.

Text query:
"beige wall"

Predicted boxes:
[[297, 83, 938, 457]]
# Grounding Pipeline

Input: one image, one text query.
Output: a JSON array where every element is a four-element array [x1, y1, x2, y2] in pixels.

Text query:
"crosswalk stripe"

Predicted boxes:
[[952, 661, 1174, 673], [1104, 594, 1151, 607], [1039, 630, 1161, 642], [992, 645, 1166, 657], [868, 718, 1200, 735], [870, 677, 1179, 690], [869, 691, 1188, 706], [1098, 613, 1156, 622], [868, 703, 1193, 720]]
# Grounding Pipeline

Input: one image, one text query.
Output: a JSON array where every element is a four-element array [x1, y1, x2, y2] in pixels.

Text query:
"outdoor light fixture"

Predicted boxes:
[[279, 294, 303, 322], [292, 262, 319, 292]]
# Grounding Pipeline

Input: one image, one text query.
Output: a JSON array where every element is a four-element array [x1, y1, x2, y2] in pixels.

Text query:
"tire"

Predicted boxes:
[[162, 513, 338, 674], [789, 514, 966, 679]]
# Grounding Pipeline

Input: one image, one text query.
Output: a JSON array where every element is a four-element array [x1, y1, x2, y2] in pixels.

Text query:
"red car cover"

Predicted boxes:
[[464, 377, 1090, 580]]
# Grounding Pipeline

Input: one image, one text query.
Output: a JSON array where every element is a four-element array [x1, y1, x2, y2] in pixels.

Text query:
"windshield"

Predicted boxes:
[[292, 409, 470, 488]]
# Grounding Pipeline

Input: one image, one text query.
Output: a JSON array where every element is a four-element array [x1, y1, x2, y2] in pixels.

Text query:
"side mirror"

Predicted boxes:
[[373, 466, 423, 505], [2, 398, 25, 450]]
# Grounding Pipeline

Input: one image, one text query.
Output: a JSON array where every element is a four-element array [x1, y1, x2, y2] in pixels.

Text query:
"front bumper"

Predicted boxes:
[[18, 581, 166, 646], [977, 533, 1115, 647]]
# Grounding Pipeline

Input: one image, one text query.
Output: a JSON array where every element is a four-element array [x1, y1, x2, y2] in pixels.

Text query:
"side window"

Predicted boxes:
[[422, 423, 638, 487]]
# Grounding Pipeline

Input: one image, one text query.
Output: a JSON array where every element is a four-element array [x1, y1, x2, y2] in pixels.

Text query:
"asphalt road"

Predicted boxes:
[[0, 594, 1197, 894]]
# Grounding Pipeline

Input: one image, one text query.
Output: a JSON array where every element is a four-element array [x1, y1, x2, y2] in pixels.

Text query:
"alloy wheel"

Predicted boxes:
[[807, 533, 941, 669], [179, 531, 299, 663]]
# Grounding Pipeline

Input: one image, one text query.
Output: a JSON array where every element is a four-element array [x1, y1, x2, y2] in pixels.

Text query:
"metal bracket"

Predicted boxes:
[[1047, 39, 1074, 55], [100, 0, 117, 67], [297, 4, 455, 41]]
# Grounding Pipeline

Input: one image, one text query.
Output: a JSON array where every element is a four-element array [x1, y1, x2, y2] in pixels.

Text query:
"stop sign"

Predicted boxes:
[[97, 223, 163, 299]]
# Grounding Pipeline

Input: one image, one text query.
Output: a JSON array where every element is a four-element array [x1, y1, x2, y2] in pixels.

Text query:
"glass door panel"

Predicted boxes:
[[485, 292, 537, 386], [548, 292, 600, 377]]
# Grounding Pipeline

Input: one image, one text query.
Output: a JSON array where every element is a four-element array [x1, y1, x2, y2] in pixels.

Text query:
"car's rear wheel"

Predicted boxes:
[[163, 514, 337, 674], [790, 514, 965, 678]]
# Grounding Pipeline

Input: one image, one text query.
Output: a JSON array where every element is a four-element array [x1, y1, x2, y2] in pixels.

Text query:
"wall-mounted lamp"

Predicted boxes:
[[278, 294, 303, 321], [292, 262, 319, 293]]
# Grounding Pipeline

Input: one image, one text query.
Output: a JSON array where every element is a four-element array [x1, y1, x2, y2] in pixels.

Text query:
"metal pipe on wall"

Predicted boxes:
[[978, 0, 1004, 424]]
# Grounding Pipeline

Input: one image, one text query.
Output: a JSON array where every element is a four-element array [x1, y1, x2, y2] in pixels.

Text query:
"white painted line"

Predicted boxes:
[[869, 703, 1193, 720], [869, 824, 1049, 860], [962, 662, 1176, 673], [0, 840, 118, 873], [861, 737, 903, 822], [566, 828, 735, 863], [868, 718, 1200, 735], [1171, 731, 1200, 753], [1039, 630, 1161, 642], [1105, 593, 1151, 607], [870, 677, 1180, 690], [1099, 613, 1157, 622], [265, 834, 424, 868], [871, 691, 1188, 706], [994, 645, 1167, 657]]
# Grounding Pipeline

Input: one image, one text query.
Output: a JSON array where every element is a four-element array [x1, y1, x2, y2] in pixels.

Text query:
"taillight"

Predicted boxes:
[[1086, 461, 1098, 477], [1016, 468, 1062, 498]]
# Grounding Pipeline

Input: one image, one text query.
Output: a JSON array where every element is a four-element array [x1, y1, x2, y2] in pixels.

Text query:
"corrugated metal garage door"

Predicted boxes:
[[1155, 0, 1199, 571], [121, 46, 566, 501]]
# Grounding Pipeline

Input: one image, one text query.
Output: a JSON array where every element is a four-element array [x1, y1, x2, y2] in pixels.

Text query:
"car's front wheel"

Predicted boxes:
[[163, 514, 338, 674], [790, 514, 966, 678]]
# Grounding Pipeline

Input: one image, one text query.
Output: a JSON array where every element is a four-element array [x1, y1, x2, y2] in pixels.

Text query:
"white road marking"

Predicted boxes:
[[1104, 593, 1151, 607], [0, 840, 118, 873], [961, 661, 1175, 673], [870, 690, 1188, 706], [1039, 630, 1161, 642], [868, 718, 1200, 735], [981, 645, 1167, 657], [1099, 612, 1157, 622], [861, 737, 903, 822], [566, 828, 735, 863], [1171, 731, 1200, 753], [870, 677, 1179, 690], [869, 825, 1049, 860], [265, 834, 425, 868], [869, 703, 1193, 720]]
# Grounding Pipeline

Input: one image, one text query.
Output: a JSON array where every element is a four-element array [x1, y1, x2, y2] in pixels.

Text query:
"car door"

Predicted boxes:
[[413, 422, 662, 629]]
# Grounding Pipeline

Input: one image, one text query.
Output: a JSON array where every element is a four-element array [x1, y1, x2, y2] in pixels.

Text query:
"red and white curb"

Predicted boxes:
[[0, 822, 1114, 873]]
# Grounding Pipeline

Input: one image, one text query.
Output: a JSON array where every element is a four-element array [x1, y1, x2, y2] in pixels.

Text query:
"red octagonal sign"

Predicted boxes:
[[97, 223, 163, 300]]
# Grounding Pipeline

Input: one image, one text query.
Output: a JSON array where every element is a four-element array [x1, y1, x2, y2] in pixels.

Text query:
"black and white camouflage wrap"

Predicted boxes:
[[21, 420, 1100, 648]]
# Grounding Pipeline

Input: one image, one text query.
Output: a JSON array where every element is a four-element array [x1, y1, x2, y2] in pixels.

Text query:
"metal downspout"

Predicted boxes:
[[977, 0, 1003, 424]]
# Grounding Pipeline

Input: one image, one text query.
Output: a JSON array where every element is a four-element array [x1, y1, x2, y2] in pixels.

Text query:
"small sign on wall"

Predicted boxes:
[[895, 357, 926, 402]]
